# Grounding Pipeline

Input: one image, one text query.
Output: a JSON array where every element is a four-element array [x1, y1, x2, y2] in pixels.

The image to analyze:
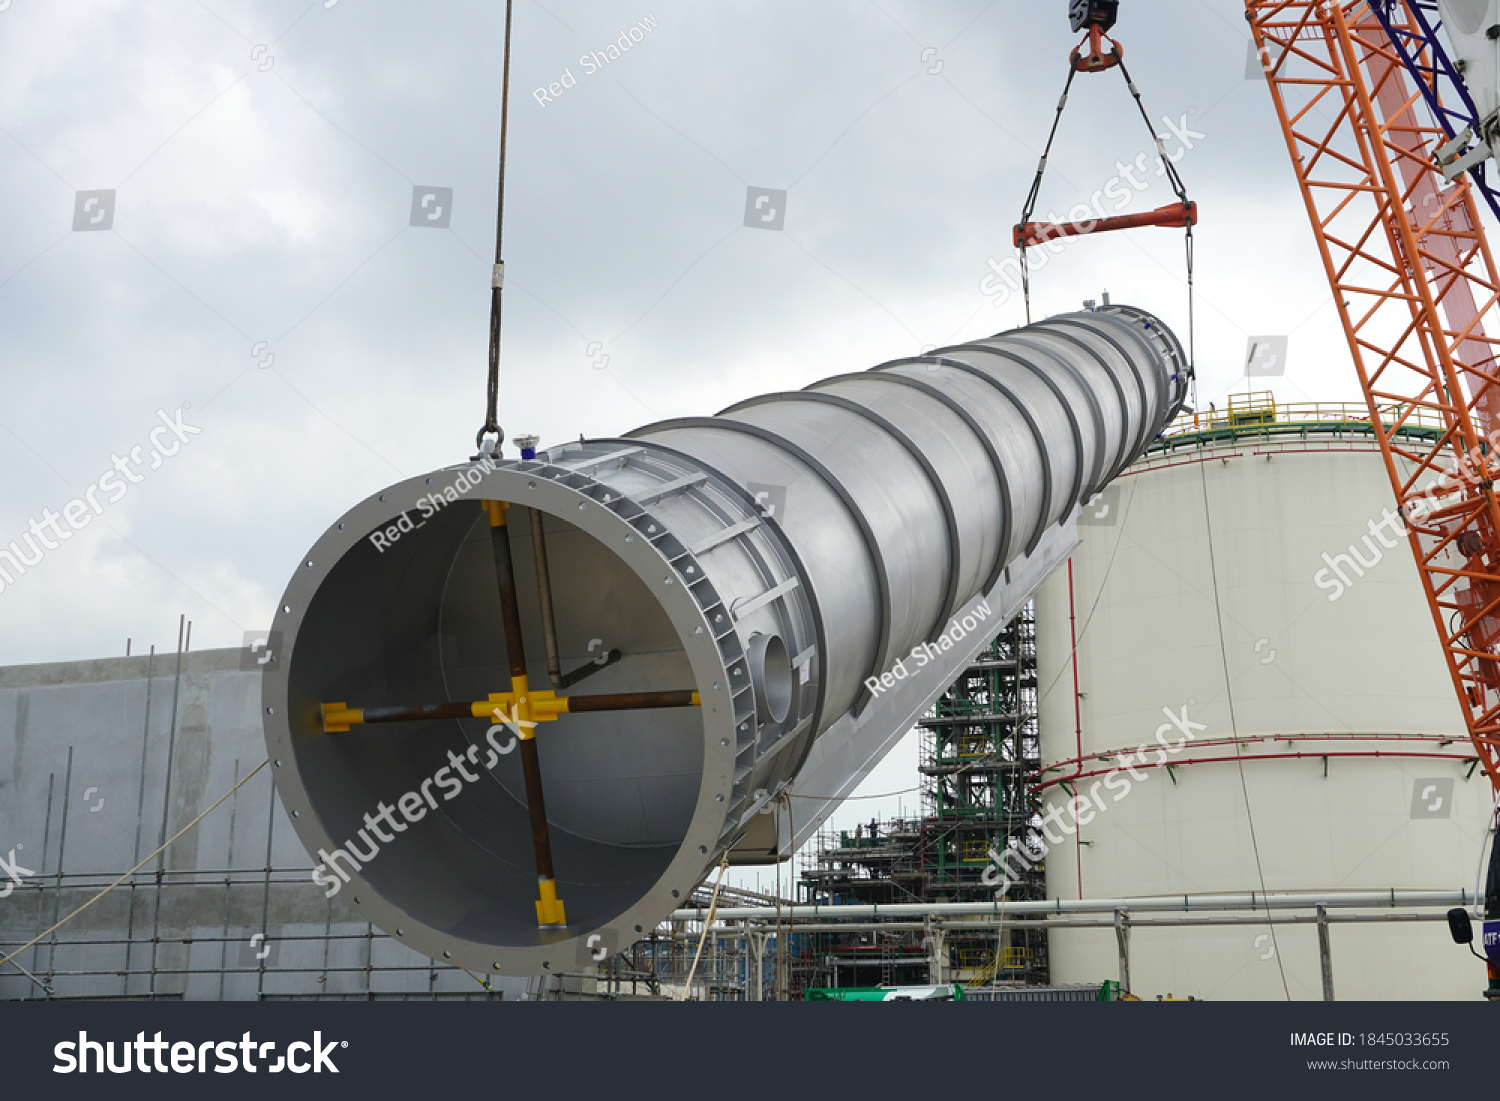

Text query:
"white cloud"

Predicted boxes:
[[0, 0, 1422, 671]]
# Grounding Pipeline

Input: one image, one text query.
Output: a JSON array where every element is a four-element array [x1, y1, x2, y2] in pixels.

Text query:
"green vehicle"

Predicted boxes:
[[804, 984, 967, 1002]]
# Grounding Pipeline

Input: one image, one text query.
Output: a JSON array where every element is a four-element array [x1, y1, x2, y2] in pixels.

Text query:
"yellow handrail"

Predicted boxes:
[[1160, 400, 1446, 439], [958, 946, 1032, 987]]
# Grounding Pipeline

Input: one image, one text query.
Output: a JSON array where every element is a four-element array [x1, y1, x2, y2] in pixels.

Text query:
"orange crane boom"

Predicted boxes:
[[1245, 0, 1500, 995], [1247, 0, 1500, 794]]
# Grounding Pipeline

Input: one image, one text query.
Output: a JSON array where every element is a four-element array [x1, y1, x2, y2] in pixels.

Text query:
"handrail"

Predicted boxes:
[[1156, 400, 1448, 441]]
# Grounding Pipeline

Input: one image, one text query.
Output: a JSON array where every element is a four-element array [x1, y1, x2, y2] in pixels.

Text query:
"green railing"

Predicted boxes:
[[1151, 394, 1448, 450]]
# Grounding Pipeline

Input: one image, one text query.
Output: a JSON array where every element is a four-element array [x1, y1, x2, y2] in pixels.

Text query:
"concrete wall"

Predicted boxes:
[[0, 647, 533, 1000]]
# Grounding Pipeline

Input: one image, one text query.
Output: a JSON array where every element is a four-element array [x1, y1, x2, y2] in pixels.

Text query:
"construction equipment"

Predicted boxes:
[[1016, 0, 1198, 408], [1245, 0, 1500, 997], [1373, 1, 1500, 214]]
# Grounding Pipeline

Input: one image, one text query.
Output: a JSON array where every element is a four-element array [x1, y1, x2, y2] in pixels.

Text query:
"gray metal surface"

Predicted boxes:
[[0, 649, 532, 1001], [262, 305, 1188, 975]]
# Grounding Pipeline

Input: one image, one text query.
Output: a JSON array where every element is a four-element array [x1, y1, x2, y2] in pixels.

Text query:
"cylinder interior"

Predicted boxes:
[[285, 500, 704, 948]]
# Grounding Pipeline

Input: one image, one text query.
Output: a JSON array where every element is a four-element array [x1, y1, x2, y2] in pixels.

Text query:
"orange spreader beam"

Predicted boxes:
[[1013, 200, 1197, 249], [1247, 0, 1500, 792]]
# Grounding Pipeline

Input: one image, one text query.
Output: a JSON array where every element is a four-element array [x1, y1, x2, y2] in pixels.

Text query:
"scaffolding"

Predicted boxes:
[[606, 883, 795, 1001], [793, 604, 1049, 993], [0, 628, 1048, 1002]]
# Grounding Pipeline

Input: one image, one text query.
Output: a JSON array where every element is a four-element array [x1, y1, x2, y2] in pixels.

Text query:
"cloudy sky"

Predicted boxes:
[[1, 1, 1395, 868]]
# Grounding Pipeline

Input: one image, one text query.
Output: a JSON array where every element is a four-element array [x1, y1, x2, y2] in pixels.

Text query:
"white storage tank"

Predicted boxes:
[[1033, 400, 1493, 1000]]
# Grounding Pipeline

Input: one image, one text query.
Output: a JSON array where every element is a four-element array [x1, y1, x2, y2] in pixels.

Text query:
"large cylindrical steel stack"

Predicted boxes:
[[263, 305, 1188, 974]]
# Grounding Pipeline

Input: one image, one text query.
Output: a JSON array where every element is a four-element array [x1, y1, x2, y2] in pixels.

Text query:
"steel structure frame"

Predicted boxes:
[[1248, 0, 1500, 792], [1368, 0, 1500, 221], [790, 612, 1050, 992]]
